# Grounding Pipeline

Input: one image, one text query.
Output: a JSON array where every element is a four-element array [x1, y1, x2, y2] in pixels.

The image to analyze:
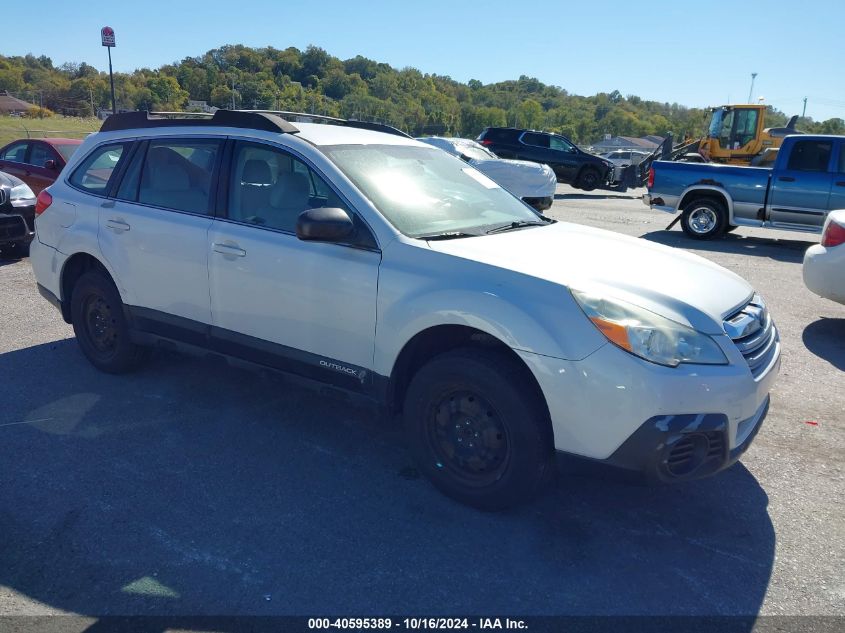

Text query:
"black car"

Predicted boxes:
[[477, 127, 615, 191], [0, 170, 36, 255]]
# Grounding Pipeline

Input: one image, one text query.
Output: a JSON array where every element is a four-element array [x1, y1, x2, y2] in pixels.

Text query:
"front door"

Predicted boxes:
[[207, 140, 380, 388], [768, 138, 834, 228]]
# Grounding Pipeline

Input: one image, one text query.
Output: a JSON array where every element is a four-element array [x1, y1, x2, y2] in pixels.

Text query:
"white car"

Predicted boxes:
[[602, 150, 651, 167], [31, 110, 779, 509], [417, 136, 556, 211], [803, 210, 845, 304]]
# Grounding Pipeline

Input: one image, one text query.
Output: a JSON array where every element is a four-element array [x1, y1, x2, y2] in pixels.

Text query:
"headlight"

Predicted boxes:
[[9, 183, 35, 200], [571, 289, 728, 367]]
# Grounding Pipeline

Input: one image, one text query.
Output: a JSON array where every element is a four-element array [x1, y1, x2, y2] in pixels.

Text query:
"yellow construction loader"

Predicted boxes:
[[674, 104, 800, 166]]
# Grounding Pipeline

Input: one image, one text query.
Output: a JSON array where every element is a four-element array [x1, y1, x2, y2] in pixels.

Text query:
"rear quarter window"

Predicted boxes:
[[69, 143, 130, 194]]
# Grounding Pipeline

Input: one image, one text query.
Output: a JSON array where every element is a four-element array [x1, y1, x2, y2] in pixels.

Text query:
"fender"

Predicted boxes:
[[675, 184, 736, 223]]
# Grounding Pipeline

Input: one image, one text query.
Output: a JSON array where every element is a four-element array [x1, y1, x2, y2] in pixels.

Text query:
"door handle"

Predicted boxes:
[[105, 218, 130, 232], [212, 242, 246, 257], [778, 176, 795, 182]]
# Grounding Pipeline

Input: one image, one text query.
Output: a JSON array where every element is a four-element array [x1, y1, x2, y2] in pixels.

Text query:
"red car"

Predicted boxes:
[[0, 138, 83, 195]]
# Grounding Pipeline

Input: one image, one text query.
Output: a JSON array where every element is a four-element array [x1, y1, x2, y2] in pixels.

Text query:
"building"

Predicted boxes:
[[187, 100, 218, 114], [0, 91, 36, 115], [589, 135, 665, 155]]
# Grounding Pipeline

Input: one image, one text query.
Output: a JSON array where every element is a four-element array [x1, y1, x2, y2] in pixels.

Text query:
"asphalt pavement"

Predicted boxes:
[[0, 185, 842, 622]]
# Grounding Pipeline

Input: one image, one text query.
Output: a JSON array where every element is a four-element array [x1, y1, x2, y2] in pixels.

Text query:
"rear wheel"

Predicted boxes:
[[576, 167, 601, 191], [71, 270, 148, 373], [403, 348, 554, 510], [680, 198, 727, 240]]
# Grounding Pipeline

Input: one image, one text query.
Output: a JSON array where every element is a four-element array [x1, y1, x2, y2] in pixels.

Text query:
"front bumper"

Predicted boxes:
[[0, 212, 33, 245], [517, 334, 779, 480]]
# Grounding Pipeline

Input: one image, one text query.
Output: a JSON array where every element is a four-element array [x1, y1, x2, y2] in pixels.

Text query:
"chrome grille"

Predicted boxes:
[[724, 295, 778, 378]]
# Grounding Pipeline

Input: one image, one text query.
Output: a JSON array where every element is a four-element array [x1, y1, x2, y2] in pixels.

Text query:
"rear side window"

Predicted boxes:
[[136, 139, 220, 214], [69, 143, 129, 194], [521, 132, 549, 148], [787, 141, 832, 172], [1, 142, 28, 163]]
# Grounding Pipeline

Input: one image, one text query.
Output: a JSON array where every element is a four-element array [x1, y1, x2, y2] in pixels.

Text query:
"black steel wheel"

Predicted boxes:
[[71, 269, 148, 373], [404, 347, 554, 510], [576, 167, 601, 191]]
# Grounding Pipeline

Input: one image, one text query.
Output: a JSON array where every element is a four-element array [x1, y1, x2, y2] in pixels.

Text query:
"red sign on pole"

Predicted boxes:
[[101, 26, 115, 47]]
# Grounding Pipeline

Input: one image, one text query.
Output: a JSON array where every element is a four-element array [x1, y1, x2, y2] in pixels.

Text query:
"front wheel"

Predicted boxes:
[[403, 348, 554, 510], [680, 199, 727, 240], [71, 270, 149, 373], [576, 167, 601, 191]]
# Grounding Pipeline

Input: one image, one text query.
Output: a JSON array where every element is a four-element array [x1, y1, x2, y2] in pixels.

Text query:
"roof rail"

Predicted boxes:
[[99, 110, 299, 134], [242, 110, 412, 139]]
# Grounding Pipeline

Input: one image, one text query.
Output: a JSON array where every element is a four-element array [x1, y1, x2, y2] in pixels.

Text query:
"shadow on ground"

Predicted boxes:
[[641, 230, 816, 263], [0, 339, 775, 623], [803, 317, 845, 371]]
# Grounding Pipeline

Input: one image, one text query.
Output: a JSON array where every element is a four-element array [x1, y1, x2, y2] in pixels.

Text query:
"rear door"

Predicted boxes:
[[768, 138, 834, 228], [96, 137, 220, 329]]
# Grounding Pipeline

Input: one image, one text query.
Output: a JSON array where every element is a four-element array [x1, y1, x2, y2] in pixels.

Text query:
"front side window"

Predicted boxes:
[[322, 143, 543, 238], [228, 142, 348, 233], [719, 110, 735, 148], [550, 136, 574, 152], [734, 109, 759, 147], [69, 143, 129, 194], [1, 142, 28, 163], [137, 139, 220, 213], [29, 143, 55, 167], [787, 141, 832, 172]]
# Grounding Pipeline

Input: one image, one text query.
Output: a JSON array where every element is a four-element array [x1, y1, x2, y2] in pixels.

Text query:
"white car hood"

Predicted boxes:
[[427, 222, 753, 334], [470, 158, 556, 199]]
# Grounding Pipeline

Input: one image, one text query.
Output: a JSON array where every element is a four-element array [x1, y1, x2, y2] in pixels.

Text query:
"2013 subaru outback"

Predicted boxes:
[[31, 110, 780, 509]]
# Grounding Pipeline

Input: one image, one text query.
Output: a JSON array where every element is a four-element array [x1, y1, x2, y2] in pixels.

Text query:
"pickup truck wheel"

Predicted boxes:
[[576, 167, 601, 191], [71, 270, 149, 374], [403, 348, 553, 510], [680, 199, 727, 240]]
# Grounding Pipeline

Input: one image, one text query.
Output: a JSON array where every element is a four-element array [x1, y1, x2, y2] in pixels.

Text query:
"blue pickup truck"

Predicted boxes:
[[644, 135, 845, 239]]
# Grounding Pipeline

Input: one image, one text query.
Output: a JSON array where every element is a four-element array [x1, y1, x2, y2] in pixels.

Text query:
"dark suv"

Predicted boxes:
[[477, 128, 614, 191]]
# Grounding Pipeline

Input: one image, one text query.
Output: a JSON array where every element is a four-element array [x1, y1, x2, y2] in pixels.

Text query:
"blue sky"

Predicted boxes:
[[4, 0, 844, 122]]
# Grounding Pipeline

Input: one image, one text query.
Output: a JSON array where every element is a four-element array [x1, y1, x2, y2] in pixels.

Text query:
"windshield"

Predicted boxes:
[[707, 109, 725, 138], [53, 143, 79, 162], [322, 144, 542, 238], [454, 141, 498, 161]]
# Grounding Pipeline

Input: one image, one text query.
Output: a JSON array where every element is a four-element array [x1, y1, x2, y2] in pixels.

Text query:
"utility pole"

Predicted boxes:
[[89, 88, 95, 117], [231, 77, 236, 110], [101, 27, 117, 115], [747, 72, 757, 103], [802, 97, 808, 118]]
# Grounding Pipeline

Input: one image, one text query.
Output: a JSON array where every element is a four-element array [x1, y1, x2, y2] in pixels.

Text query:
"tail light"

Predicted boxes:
[[35, 189, 52, 216], [479, 139, 493, 146], [647, 166, 655, 189], [821, 218, 845, 247]]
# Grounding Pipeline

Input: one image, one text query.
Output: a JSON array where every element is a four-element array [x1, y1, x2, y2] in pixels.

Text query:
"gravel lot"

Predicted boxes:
[[0, 184, 842, 620]]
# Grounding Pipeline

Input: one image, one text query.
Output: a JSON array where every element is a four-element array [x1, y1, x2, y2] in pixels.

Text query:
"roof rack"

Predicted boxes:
[[99, 109, 412, 139], [239, 110, 412, 139], [99, 110, 299, 134]]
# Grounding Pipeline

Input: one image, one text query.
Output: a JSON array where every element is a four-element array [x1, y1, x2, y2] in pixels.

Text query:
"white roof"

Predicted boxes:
[[294, 122, 423, 147]]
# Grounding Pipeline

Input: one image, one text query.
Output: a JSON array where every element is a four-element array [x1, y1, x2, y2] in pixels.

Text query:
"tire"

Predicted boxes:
[[576, 167, 601, 191], [403, 347, 554, 510], [680, 198, 727, 240], [70, 270, 149, 373]]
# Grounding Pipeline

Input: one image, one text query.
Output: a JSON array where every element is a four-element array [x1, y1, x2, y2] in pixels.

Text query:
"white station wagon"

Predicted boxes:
[[31, 110, 780, 509]]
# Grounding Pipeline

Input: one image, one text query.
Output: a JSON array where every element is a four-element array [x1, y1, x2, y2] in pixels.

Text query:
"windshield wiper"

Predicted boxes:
[[485, 218, 552, 234], [416, 231, 479, 241]]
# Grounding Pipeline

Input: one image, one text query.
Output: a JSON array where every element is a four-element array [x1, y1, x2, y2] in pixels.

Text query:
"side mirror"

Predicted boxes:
[[296, 207, 354, 242], [44, 159, 57, 170]]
